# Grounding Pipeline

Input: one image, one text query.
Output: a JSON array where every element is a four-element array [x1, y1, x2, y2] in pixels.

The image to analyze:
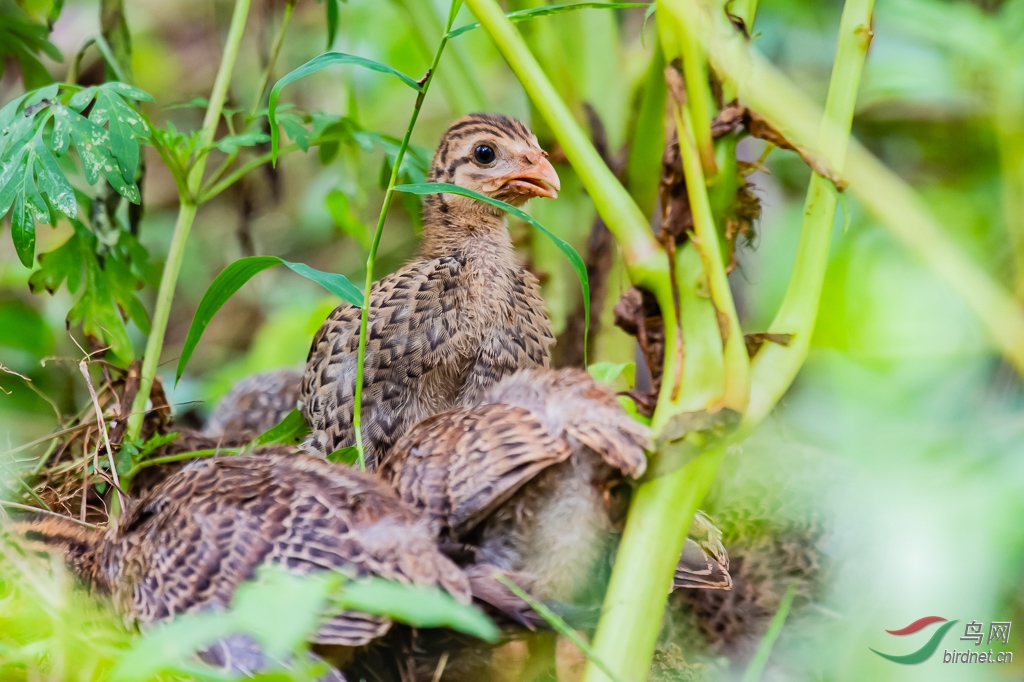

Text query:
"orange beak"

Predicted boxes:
[[500, 154, 560, 200]]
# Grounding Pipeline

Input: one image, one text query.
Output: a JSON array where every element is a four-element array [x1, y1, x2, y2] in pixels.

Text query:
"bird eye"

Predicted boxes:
[[473, 145, 496, 165]]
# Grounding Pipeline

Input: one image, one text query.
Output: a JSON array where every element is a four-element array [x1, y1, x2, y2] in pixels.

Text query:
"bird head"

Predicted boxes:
[[430, 113, 560, 209]]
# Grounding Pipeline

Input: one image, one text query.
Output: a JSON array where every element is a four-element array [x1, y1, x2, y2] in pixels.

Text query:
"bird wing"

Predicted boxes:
[[114, 451, 469, 647], [457, 268, 554, 407], [382, 404, 573, 539], [300, 256, 470, 467]]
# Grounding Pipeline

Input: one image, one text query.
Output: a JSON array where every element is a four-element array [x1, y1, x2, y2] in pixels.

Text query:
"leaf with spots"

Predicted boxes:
[[0, 82, 153, 266]]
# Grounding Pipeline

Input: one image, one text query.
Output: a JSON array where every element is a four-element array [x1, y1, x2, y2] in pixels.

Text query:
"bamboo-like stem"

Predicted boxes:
[[583, 0, 873, 678], [678, 0, 1024, 375], [673, 6, 717, 175], [350, 3, 456, 469], [747, 0, 874, 424], [672, 91, 749, 412], [125, 0, 252, 451], [463, 0, 665, 284]]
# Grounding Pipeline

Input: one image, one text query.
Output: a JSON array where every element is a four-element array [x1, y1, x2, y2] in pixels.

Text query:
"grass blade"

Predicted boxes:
[[493, 574, 626, 682], [339, 578, 500, 642], [448, 2, 648, 39], [740, 580, 798, 682], [394, 182, 590, 357], [176, 256, 361, 383]]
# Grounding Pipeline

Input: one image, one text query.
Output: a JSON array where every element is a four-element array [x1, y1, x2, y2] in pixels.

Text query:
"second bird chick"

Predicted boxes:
[[380, 367, 732, 612]]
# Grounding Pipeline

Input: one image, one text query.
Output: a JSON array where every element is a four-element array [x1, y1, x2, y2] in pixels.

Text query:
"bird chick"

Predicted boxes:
[[380, 368, 732, 613], [205, 368, 304, 440], [301, 113, 558, 468], [9, 447, 469, 679]]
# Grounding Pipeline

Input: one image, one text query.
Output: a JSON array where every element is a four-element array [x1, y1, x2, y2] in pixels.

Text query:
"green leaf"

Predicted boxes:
[[0, 298, 54, 356], [325, 0, 340, 50], [326, 188, 370, 249], [269, 53, 422, 163], [251, 408, 311, 447], [588, 361, 636, 387], [338, 578, 499, 642], [213, 130, 271, 154], [448, 2, 648, 38], [86, 83, 152, 180], [326, 446, 360, 466], [177, 256, 362, 382], [395, 182, 590, 357], [28, 220, 152, 363]]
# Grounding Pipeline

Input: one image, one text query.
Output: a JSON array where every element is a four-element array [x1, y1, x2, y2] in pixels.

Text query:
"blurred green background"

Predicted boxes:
[[2, 0, 1024, 680]]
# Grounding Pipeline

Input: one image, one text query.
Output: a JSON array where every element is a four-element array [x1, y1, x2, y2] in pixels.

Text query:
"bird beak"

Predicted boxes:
[[500, 155, 560, 200]]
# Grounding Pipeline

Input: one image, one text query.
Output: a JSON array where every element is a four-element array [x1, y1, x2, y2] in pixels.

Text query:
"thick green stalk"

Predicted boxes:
[[679, 0, 1024, 375], [351, 4, 456, 468], [585, 447, 724, 680], [747, 0, 874, 424], [584, 0, 875, 678], [463, 0, 664, 283], [126, 0, 252, 447]]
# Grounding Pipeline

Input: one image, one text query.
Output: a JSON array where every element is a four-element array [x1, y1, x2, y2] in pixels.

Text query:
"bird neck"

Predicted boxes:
[[418, 194, 515, 263]]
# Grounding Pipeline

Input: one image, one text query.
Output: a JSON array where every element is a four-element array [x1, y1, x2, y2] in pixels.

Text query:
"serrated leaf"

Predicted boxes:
[[252, 408, 311, 447], [269, 53, 421, 163], [447, 2, 648, 38], [395, 182, 590, 359], [88, 85, 151, 179], [177, 256, 362, 382]]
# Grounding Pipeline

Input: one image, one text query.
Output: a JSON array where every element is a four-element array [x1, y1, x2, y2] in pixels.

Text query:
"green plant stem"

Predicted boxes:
[[125, 0, 252, 461], [673, 8, 717, 175], [350, 4, 455, 469], [395, 0, 487, 113], [671, 83, 749, 412], [122, 448, 240, 480], [747, 0, 874, 424], [585, 447, 724, 682], [252, 0, 295, 119], [681, 0, 1024, 376]]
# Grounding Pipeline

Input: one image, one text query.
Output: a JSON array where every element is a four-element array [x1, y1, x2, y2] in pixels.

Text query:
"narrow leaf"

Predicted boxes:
[[448, 2, 648, 38], [177, 256, 362, 382], [326, 446, 360, 466], [741, 581, 798, 682], [493, 574, 626, 682], [251, 408, 311, 447], [338, 578, 500, 642], [395, 182, 590, 357], [269, 53, 422, 163]]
